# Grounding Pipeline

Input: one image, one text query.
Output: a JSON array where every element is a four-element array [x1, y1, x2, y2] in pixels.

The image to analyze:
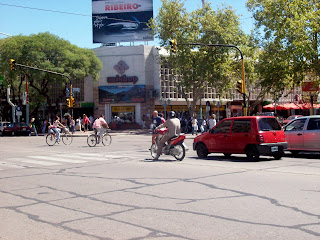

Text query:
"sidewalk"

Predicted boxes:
[[37, 129, 196, 139]]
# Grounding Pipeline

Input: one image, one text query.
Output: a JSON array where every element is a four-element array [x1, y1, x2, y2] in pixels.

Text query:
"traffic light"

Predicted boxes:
[[66, 98, 71, 107], [70, 96, 75, 108], [236, 80, 243, 94], [10, 59, 16, 71], [169, 39, 177, 53]]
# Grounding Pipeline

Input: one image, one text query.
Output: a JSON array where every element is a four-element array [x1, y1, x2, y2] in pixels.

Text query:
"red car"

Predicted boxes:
[[2, 122, 31, 136], [193, 116, 288, 161]]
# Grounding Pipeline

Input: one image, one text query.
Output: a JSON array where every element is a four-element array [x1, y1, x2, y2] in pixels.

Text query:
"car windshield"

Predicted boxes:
[[7, 123, 14, 127], [258, 118, 281, 131]]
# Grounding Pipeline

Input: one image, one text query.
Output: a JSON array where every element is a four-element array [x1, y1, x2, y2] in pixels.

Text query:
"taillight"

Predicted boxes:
[[256, 134, 264, 143]]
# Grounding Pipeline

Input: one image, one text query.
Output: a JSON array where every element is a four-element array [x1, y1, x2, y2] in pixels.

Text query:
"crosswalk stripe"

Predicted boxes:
[[28, 156, 87, 163], [1, 160, 29, 168], [22, 160, 61, 166]]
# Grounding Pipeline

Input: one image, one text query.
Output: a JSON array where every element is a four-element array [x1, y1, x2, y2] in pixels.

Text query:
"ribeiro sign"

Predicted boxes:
[[107, 60, 139, 84]]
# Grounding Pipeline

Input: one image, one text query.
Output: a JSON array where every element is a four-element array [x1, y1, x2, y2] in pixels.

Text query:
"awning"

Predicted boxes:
[[263, 103, 320, 110]]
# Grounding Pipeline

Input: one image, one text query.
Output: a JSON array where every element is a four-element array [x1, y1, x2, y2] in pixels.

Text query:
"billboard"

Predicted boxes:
[[92, 0, 154, 43], [99, 85, 146, 103]]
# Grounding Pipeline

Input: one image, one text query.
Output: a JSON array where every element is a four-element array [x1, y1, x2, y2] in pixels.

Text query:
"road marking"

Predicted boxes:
[[1, 160, 29, 169], [22, 160, 61, 166], [28, 156, 87, 163]]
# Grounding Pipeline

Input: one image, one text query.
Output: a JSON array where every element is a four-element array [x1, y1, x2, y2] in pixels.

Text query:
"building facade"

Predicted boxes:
[[79, 45, 318, 128]]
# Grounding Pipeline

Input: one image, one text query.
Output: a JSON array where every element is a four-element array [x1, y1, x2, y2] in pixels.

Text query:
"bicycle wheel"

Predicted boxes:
[[62, 133, 73, 145], [87, 134, 97, 147], [46, 133, 57, 146], [102, 133, 112, 146]]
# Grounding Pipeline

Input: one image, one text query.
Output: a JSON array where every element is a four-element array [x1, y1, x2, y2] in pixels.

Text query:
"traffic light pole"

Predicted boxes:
[[10, 61, 73, 121], [175, 42, 247, 116]]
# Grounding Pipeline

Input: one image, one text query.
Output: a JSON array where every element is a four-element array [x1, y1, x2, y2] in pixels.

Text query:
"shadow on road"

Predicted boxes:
[[189, 155, 279, 163]]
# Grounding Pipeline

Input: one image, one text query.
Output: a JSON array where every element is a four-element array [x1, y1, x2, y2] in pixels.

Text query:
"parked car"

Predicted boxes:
[[283, 115, 320, 155], [193, 116, 288, 161], [0, 121, 10, 135], [282, 115, 303, 125], [2, 122, 30, 136]]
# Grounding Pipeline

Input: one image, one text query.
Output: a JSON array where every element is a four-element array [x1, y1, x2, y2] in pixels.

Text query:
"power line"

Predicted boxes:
[[0, 2, 147, 24], [0, 3, 90, 17]]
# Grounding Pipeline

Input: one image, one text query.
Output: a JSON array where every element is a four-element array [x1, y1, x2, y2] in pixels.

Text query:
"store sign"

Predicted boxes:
[[107, 60, 139, 84], [99, 85, 145, 103]]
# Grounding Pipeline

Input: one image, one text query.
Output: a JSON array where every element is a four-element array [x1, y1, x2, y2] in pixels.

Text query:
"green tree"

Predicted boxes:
[[0, 32, 102, 118], [247, 0, 320, 96], [149, 0, 246, 116]]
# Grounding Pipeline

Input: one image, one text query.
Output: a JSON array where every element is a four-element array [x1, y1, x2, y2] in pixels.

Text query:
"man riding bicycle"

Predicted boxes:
[[92, 115, 109, 137]]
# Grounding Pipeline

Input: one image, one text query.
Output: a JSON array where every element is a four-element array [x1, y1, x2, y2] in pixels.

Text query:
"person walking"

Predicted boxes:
[[82, 114, 90, 132], [29, 118, 38, 136], [208, 114, 217, 130], [191, 116, 198, 135], [201, 117, 207, 133]]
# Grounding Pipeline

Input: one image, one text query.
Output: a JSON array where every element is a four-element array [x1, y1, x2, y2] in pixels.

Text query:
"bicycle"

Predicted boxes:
[[46, 127, 73, 146], [87, 128, 112, 147]]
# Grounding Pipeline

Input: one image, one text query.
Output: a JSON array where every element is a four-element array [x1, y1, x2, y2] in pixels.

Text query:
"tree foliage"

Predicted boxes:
[[247, 0, 320, 98], [149, 0, 246, 115], [0, 32, 102, 117]]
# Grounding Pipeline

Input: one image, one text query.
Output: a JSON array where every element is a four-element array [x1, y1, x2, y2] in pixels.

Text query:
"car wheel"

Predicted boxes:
[[273, 151, 284, 160], [196, 143, 208, 158], [223, 153, 232, 158], [245, 146, 260, 161], [290, 150, 300, 157]]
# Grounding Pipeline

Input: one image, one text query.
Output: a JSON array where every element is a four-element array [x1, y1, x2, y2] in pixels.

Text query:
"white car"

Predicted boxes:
[[0, 122, 10, 135], [283, 115, 320, 155]]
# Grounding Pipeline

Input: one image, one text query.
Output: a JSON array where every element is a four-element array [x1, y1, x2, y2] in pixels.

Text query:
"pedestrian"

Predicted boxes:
[[89, 115, 94, 130], [201, 117, 207, 133], [42, 119, 48, 134], [142, 114, 147, 129], [70, 116, 75, 133], [82, 114, 90, 132], [191, 115, 198, 135], [29, 118, 38, 136], [208, 114, 217, 130]]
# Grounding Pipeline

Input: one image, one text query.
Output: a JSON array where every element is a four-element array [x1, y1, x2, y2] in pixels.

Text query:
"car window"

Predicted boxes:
[[258, 118, 281, 131], [232, 120, 251, 133], [213, 120, 232, 134], [285, 119, 306, 131], [8, 123, 14, 127], [307, 118, 320, 130]]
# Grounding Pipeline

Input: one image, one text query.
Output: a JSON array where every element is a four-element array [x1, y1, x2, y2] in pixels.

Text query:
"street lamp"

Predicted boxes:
[[159, 98, 171, 119]]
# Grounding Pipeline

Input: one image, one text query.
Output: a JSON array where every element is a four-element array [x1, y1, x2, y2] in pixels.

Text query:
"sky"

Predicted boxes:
[[0, 0, 254, 49]]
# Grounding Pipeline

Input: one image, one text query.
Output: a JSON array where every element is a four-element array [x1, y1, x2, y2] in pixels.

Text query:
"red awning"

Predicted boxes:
[[263, 102, 320, 110]]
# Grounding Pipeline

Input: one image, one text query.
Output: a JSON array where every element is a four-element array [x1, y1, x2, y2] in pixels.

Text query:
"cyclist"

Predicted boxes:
[[153, 111, 181, 160], [92, 115, 109, 138], [49, 115, 66, 143]]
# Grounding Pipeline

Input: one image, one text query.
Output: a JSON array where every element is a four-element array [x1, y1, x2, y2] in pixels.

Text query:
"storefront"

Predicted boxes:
[[93, 45, 159, 127]]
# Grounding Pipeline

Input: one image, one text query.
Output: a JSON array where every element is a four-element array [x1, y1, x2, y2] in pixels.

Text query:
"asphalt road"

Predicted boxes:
[[0, 134, 320, 240]]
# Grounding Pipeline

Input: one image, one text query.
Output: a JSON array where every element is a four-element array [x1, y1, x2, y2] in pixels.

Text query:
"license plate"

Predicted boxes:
[[271, 146, 278, 152]]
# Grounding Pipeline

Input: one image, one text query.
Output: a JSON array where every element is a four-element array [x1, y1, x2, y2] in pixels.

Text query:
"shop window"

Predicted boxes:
[[111, 106, 135, 123]]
